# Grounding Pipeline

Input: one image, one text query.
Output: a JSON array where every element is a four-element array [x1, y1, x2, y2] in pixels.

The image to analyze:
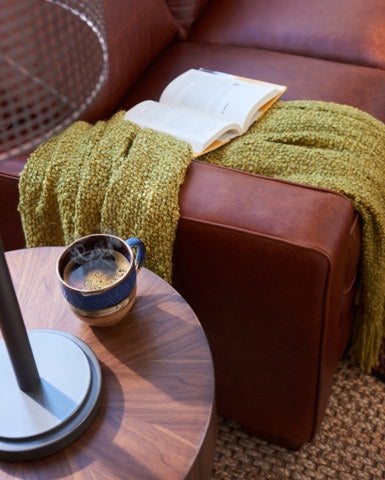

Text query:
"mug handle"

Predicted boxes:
[[125, 237, 146, 272]]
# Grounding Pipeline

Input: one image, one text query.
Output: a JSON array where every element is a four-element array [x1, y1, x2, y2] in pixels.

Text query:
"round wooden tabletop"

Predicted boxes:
[[0, 247, 216, 479]]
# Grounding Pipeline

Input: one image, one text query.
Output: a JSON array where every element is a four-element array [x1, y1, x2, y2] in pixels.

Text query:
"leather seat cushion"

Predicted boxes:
[[120, 42, 385, 123]]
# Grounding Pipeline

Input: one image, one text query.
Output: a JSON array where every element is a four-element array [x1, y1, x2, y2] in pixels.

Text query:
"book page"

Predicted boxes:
[[123, 100, 241, 154], [159, 69, 283, 131]]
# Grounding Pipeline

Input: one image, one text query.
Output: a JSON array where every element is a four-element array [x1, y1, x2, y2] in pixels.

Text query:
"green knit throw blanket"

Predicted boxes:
[[19, 115, 192, 281], [19, 100, 385, 372]]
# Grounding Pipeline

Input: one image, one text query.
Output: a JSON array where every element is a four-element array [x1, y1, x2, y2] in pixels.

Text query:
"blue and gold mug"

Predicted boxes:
[[57, 233, 146, 326]]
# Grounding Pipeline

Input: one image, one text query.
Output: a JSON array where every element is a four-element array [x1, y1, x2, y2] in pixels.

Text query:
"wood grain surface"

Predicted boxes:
[[0, 247, 216, 479]]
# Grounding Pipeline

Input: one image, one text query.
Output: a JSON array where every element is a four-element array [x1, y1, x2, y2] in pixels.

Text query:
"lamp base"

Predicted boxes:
[[0, 329, 102, 462]]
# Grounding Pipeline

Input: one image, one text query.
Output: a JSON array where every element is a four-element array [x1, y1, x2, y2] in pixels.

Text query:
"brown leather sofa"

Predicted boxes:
[[1, 0, 384, 448]]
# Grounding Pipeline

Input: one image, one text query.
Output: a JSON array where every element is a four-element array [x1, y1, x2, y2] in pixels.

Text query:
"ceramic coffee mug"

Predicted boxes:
[[57, 233, 146, 326]]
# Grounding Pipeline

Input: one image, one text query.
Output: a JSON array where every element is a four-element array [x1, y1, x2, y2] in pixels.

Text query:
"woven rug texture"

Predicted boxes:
[[212, 362, 385, 480]]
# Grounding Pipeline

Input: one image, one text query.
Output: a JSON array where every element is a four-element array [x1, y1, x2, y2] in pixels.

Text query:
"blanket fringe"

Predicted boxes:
[[19, 101, 385, 371]]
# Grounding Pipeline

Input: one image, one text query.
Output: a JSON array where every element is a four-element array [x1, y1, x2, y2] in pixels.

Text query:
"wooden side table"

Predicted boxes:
[[0, 247, 216, 479]]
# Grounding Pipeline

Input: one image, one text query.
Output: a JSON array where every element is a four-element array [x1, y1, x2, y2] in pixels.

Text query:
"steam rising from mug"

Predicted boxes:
[[64, 248, 129, 291], [57, 234, 146, 326]]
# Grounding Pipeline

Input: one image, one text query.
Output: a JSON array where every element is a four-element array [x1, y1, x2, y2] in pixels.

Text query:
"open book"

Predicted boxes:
[[123, 68, 286, 156]]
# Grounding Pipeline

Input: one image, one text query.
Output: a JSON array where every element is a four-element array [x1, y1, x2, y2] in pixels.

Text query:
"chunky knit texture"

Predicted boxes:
[[19, 101, 385, 371], [18, 112, 192, 282]]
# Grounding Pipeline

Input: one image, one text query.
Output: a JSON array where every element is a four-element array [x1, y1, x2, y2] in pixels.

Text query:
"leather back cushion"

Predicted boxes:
[[83, 0, 179, 122], [165, 0, 210, 36], [189, 0, 385, 70]]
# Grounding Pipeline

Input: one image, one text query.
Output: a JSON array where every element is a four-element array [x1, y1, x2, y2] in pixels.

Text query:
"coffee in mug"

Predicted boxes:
[[57, 234, 146, 326], [63, 248, 130, 291]]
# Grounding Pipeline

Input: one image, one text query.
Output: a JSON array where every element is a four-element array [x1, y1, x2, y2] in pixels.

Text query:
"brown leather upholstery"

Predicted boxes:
[[189, 0, 385, 69], [165, 0, 210, 36], [0, 0, 381, 448], [120, 42, 385, 123], [82, 0, 179, 123], [173, 161, 360, 447]]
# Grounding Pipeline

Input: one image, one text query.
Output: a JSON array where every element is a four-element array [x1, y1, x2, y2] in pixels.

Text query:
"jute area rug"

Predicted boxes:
[[212, 361, 385, 479]]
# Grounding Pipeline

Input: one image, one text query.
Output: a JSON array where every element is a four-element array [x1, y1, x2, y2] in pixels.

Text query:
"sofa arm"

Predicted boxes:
[[173, 160, 361, 446]]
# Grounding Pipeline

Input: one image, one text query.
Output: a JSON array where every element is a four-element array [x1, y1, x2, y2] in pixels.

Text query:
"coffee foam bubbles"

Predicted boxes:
[[64, 249, 130, 291]]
